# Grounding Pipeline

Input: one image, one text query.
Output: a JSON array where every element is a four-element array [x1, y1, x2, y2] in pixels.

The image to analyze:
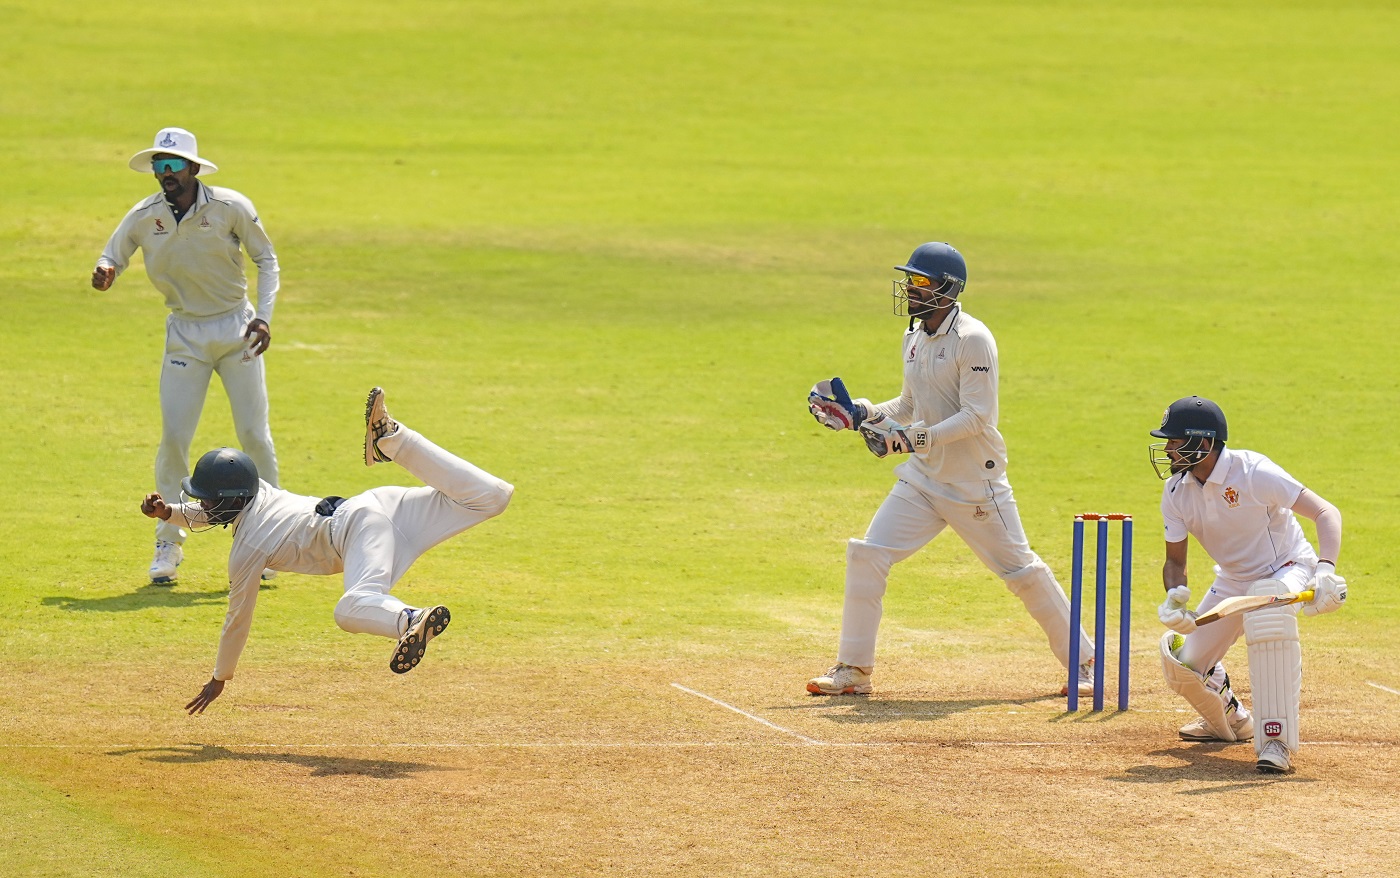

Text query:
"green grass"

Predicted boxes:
[[2, 0, 1399, 874]]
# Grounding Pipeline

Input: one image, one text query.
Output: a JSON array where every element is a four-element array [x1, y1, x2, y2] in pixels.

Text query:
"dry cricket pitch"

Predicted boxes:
[[3, 653, 1398, 877]]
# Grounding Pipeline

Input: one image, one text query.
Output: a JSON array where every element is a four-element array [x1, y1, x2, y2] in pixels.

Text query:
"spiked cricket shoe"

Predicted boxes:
[[1059, 658, 1095, 697], [806, 663, 873, 696], [148, 540, 183, 584], [391, 605, 450, 674], [1256, 739, 1292, 774], [1180, 703, 1254, 742], [364, 386, 400, 466]]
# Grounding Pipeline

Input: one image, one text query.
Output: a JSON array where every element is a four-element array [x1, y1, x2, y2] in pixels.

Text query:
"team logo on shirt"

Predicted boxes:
[[199, 217, 211, 230], [154, 218, 166, 233], [973, 506, 989, 521], [907, 343, 917, 362], [937, 347, 947, 360], [1223, 487, 1240, 508]]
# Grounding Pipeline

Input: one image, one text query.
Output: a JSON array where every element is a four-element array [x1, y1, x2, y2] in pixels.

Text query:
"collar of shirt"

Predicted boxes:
[[1204, 447, 1236, 486], [922, 303, 962, 337], [163, 180, 211, 221]]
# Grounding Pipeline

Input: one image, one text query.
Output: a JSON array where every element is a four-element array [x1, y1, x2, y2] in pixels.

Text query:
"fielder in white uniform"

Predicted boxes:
[[140, 388, 514, 715], [1150, 396, 1346, 773], [805, 242, 1093, 697], [93, 127, 281, 585]]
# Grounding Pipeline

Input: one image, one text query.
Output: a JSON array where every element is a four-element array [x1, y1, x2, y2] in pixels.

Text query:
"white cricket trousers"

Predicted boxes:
[[329, 425, 514, 639], [837, 476, 1092, 671], [156, 302, 277, 545], [1173, 562, 1313, 673]]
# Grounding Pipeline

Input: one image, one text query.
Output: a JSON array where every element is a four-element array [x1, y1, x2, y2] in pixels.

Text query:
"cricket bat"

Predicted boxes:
[[1194, 590, 1315, 625]]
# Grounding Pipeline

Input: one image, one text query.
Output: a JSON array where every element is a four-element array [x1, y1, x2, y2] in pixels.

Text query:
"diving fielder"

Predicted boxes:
[[1151, 396, 1347, 773], [804, 242, 1093, 697], [141, 388, 514, 714], [94, 127, 281, 585]]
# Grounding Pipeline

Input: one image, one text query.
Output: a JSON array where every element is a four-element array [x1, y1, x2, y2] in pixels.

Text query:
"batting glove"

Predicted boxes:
[[808, 377, 865, 431], [1302, 562, 1347, 616], [858, 413, 931, 458], [1157, 585, 1198, 634]]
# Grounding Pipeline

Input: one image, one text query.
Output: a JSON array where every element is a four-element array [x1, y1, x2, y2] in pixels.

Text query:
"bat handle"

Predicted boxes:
[[1295, 589, 1315, 603]]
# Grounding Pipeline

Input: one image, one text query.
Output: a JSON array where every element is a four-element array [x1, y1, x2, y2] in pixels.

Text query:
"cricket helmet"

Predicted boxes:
[[181, 447, 259, 527], [892, 242, 968, 319], [1149, 397, 1227, 479]]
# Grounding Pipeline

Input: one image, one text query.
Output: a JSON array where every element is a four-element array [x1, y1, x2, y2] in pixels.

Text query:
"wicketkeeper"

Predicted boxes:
[[1150, 396, 1347, 773], [141, 388, 514, 714], [804, 242, 1093, 698]]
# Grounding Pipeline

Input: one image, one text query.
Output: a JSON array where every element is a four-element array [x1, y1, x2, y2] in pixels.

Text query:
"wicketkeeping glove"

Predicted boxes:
[[858, 413, 932, 458], [1157, 585, 1198, 634], [808, 377, 865, 431], [1302, 562, 1347, 616]]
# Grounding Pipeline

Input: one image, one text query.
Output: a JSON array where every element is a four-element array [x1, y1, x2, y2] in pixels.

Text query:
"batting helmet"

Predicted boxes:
[[1149, 397, 1227, 480], [182, 448, 259, 527], [1151, 397, 1228, 442], [893, 242, 968, 320]]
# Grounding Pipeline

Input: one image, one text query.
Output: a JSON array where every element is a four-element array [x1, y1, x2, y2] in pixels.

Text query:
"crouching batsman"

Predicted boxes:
[[1150, 396, 1346, 773], [141, 388, 514, 714]]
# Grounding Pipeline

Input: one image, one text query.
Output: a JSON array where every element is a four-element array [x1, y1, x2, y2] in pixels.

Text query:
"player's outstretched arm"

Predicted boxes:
[[185, 677, 226, 715]]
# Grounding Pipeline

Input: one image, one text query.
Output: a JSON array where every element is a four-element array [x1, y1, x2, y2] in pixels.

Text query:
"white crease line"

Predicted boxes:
[[1, 739, 1392, 750], [671, 683, 825, 745], [1367, 681, 1400, 697]]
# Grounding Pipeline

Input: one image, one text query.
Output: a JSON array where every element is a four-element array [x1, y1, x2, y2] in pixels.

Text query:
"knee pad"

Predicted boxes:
[[1245, 579, 1301, 753], [1161, 631, 1240, 742]]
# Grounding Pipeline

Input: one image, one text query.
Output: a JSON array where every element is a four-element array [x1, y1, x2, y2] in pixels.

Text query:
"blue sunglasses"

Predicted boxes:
[[151, 156, 190, 174]]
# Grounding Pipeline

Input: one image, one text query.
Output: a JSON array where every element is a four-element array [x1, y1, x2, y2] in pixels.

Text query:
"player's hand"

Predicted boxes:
[[244, 319, 272, 356], [1303, 562, 1347, 616], [1157, 585, 1198, 634], [141, 493, 173, 521], [185, 677, 226, 715], [91, 265, 115, 291], [807, 377, 865, 431]]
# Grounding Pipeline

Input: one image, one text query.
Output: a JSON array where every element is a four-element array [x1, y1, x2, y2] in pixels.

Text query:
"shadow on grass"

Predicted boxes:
[[41, 585, 229, 612], [773, 693, 1064, 723], [106, 745, 455, 780], [1110, 745, 1318, 793]]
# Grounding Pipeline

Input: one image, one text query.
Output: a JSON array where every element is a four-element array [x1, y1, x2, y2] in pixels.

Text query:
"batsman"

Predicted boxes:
[[1150, 396, 1347, 773], [804, 242, 1094, 698]]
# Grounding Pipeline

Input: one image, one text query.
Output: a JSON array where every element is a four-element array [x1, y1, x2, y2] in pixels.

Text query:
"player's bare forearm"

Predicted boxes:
[[1162, 540, 1189, 591], [141, 493, 173, 520], [185, 677, 225, 715]]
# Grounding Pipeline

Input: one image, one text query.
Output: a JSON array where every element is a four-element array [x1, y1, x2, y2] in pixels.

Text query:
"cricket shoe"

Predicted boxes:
[[391, 605, 450, 674], [364, 386, 400, 466], [806, 663, 872, 696], [1256, 739, 1292, 774], [148, 540, 183, 585], [1059, 658, 1095, 697], [1179, 699, 1254, 742]]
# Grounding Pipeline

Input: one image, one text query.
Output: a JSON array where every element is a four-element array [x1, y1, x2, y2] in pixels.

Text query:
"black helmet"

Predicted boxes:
[[1148, 397, 1226, 480], [1151, 396, 1228, 442], [182, 448, 259, 527]]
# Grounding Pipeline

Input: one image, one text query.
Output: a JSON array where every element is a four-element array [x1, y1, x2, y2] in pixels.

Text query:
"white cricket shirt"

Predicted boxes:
[[869, 305, 1009, 484], [168, 481, 342, 680], [97, 181, 279, 322], [1160, 447, 1316, 582]]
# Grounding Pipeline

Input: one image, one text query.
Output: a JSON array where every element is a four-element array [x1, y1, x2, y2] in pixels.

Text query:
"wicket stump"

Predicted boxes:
[[1067, 513, 1133, 711]]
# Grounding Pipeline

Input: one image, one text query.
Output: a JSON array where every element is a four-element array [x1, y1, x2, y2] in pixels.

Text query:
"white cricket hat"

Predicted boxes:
[[128, 127, 218, 174]]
